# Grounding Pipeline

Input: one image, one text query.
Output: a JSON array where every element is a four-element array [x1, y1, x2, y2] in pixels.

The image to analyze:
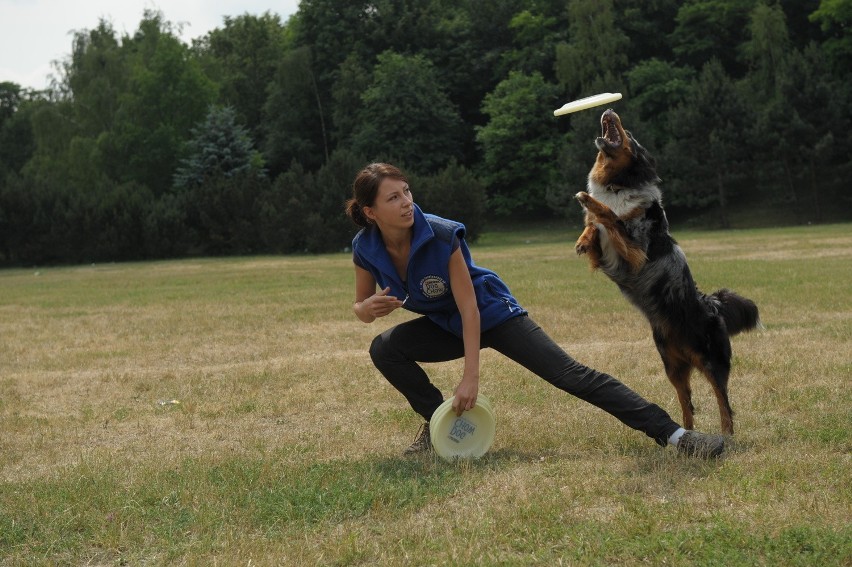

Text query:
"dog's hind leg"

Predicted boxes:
[[655, 333, 695, 430], [696, 319, 735, 435], [667, 359, 695, 431], [696, 358, 734, 435]]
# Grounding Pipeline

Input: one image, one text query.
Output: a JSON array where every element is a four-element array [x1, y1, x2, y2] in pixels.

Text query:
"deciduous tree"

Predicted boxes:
[[98, 10, 217, 194], [663, 59, 747, 227], [476, 71, 560, 216], [351, 51, 463, 174], [194, 13, 288, 151]]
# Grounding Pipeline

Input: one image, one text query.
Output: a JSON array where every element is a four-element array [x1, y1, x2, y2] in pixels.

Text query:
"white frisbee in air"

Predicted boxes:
[[430, 395, 496, 461], [554, 92, 622, 116]]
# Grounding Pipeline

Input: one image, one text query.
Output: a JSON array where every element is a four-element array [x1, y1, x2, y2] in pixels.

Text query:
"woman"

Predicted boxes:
[[345, 163, 725, 458]]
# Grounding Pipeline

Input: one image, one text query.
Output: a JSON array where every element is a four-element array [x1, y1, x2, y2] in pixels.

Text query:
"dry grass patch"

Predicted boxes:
[[1, 225, 850, 565]]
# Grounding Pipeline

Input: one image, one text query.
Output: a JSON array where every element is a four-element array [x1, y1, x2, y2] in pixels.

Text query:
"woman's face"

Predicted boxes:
[[365, 177, 414, 230]]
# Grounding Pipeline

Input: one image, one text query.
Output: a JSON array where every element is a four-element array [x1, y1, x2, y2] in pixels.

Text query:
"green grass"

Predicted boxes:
[[1, 224, 850, 565]]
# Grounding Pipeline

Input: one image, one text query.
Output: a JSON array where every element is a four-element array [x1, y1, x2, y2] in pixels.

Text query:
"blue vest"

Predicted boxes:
[[352, 205, 526, 336]]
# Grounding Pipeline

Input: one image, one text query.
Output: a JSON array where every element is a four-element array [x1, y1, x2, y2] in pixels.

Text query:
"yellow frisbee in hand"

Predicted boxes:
[[430, 395, 496, 461]]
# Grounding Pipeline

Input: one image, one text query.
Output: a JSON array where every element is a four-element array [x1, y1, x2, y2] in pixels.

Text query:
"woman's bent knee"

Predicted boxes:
[[369, 333, 386, 364]]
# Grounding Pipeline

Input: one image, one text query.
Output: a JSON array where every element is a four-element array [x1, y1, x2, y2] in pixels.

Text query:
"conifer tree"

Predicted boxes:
[[173, 105, 264, 189]]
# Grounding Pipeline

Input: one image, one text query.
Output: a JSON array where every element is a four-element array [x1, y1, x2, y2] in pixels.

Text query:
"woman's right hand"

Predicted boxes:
[[357, 287, 403, 320]]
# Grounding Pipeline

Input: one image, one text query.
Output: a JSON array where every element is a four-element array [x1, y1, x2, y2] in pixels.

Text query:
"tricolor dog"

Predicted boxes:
[[574, 109, 760, 435]]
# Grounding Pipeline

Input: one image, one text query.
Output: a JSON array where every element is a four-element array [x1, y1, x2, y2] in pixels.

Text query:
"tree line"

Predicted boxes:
[[0, 0, 849, 266]]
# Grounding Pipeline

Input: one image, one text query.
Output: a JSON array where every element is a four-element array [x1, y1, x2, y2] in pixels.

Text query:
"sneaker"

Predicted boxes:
[[403, 422, 433, 455], [677, 430, 726, 458]]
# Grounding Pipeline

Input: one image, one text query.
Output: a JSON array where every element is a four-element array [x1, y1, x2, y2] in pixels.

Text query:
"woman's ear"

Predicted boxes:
[[362, 205, 376, 223]]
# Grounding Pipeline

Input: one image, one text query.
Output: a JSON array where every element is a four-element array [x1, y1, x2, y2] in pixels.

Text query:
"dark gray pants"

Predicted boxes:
[[369, 314, 680, 446]]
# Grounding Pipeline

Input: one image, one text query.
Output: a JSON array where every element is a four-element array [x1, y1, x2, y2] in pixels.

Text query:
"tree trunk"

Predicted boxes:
[[782, 157, 802, 224], [308, 62, 329, 165], [808, 159, 822, 223], [717, 170, 730, 229]]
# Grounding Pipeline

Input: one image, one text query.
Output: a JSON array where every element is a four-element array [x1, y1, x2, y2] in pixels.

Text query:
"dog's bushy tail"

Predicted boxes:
[[710, 288, 761, 336]]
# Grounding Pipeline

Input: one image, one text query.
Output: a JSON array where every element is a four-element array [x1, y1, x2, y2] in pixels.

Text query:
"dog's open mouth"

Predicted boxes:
[[595, 110, 623, 153]]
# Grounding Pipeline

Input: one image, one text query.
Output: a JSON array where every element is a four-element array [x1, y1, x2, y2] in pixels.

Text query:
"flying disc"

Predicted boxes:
[[430, 395, 495, 461], [553, 92, 622, 116]]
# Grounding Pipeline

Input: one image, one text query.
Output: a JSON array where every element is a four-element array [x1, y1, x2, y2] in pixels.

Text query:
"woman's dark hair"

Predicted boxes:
[[345, 163, 409, 228]]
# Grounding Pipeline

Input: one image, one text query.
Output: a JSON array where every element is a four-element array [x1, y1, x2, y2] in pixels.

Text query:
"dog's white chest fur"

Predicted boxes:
[[587, 178, 662, 217]]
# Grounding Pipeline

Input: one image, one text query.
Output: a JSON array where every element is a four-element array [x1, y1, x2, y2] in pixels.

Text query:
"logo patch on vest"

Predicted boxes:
[[420, 275, 448, 298]]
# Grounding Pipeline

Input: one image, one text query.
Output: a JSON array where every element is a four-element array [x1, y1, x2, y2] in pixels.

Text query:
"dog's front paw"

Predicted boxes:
[[575, 191, 590, 205], [575, 224, 597, 257]]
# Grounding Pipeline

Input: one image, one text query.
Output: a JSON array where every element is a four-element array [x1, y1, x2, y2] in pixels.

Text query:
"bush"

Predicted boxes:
[[412, 161, 487, 242], [180, 171, 270, 255]]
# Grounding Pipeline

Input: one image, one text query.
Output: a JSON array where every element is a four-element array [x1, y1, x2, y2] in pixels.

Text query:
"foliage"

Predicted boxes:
[[624, 59, 695, 150], [180, 171, 269, 255], [554, 0, 628, 97], [350, 50, 463, 174], [0, 0, 850, 265], [263, 45, 329, 175], [331, 52, 371, 146], [410, 160, 487, 241], [193, 13, 289, 152], [501, 7, 564, 79], [476, 71, 560, 216], [262, 149, 363, 254], [669, 0, 755, 74], [809, 0, 852, 71], [61, 20, 127, 136], [663, 59, 749, 227], [97, 11, 217, 194], [173, 105, 265, 189], [0, 83, 36, 177]]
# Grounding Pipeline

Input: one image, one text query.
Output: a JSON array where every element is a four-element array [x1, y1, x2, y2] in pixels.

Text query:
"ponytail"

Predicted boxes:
[[345, 198, 372, 228]]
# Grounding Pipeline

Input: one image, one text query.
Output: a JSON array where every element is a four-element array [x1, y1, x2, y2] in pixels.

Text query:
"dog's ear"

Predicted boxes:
[[627, 131, 660, 181]]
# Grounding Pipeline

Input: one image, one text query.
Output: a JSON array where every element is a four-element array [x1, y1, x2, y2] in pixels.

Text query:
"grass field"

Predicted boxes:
[[1, 223, 850, 565]]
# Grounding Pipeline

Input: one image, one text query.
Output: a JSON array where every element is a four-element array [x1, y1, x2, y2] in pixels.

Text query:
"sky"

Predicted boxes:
[[0, 0, 301, 91]]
